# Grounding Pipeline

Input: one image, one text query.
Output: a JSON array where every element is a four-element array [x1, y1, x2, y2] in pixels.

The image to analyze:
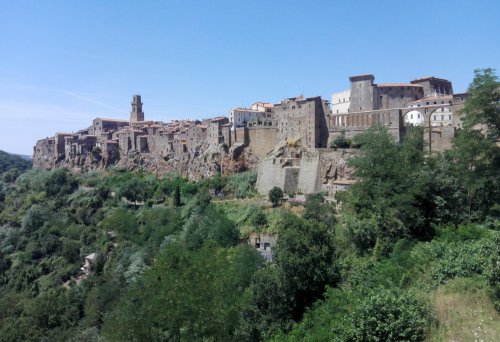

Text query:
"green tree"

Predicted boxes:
[[269, 187, 284, 207], [303, 193, 336, 227], [242, 266, 295, 341], [243, 213, 338, 339], [446, 68, 500, 221], [460, 68, 500, 139], [274, 213, 338, 319], [45, 168, 78, 197], [173, 184, 181, 206], [183, 203, 239, 250], [103, 243, 249, 341], [341, 125, 430, 251]]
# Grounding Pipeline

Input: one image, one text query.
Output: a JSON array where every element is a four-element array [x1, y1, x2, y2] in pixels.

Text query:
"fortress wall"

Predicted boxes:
[[430, 126, 455, 152], [283, 167, 300, 193], [233, 127, 247, 145], [248, 128, 276, 158], [256, 159, 287, 194], [297, 153, 322, 194]]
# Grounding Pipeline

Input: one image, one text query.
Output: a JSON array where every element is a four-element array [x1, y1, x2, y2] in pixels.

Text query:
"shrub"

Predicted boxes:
[[228, 171, 257, 198], [269, 187, 284, 207], [346, 289, 432, 342], [45, 169, 78, 197], [330, 130, 351, 148]]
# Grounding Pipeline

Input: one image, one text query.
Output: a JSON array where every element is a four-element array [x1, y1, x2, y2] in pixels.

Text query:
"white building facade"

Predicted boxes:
[[331, 89, 350, 114], [404, 95, 454, 127], [229, 102, 273, 129]]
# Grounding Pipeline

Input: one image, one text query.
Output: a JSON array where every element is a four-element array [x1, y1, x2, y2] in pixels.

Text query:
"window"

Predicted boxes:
[[400, 95, 404, 99], [417, 113, 420, 118], [411, 114, 413, 119], [441, 115, 444, 121], [449, 115, 451, 120], [434, 116, 437, 120]]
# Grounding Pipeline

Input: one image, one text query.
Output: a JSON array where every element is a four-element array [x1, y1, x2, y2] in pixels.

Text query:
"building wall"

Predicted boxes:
[[256, 151, 323, 195], [411, 77, 453, 97], [230, 108, 262, 128], [332, 89, 351, 114], [186, 125, 207, 153], [349, 75, 377, 112], [247, 128, 276, 158], [377, 85, 424, 109], [273, 96, 329, 148], [92, 118, 129, 137]]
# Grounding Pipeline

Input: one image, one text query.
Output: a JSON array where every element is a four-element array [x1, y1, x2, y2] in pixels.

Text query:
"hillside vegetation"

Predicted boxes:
[[0, 150, 32, 179], [0, 69, 498, 341]]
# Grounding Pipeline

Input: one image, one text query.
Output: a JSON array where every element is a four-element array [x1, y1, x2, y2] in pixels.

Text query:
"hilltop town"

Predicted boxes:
[[33, 74, 468, 194]]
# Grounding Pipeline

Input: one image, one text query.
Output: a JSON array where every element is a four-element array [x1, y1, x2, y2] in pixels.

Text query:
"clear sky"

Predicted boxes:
[[1, 0, 499, 155]]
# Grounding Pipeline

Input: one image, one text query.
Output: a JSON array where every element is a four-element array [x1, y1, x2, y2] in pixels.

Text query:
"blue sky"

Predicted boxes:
[[1, 0, 499, 155]]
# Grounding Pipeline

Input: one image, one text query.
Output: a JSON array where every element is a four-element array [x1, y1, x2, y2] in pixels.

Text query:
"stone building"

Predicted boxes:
[[411, 76, 453, 97], [186, 124, 208, 154], [328, 74, 464, 145], [206, 117, 231, 147], [229, 102, 273, 129], [405, 95, 454, 126], [273, 95, 330, 148]]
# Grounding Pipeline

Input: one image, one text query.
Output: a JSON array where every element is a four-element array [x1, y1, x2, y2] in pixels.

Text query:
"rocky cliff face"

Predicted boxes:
[[34, 143, 260, 180]]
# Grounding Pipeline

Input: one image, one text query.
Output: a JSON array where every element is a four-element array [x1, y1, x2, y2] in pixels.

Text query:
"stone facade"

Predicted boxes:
[[273, 96, 330, 148]]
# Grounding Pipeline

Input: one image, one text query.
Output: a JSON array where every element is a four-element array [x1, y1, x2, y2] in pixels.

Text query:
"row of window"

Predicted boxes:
[[407, 114, 452, 121]]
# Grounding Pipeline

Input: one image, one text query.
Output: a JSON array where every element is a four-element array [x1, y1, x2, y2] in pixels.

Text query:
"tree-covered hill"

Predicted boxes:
[[0, 150, 32, 174]]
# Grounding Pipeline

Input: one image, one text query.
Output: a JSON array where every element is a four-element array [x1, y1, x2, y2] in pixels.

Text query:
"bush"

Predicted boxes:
[[22, 204, 49, 233], [346, 289, 431, 341], [330, 130, 351, 148], [228, 171, 257, 198], [269, 187, 284, 207], [45, 169, 78, 197]]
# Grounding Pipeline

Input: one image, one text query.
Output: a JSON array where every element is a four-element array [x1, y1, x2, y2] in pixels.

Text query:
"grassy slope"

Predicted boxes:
[[428, 278, 499, 341]]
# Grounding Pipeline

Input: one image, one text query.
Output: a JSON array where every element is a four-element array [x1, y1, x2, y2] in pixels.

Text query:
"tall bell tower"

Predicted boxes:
[[130, 95, 144, 123]]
